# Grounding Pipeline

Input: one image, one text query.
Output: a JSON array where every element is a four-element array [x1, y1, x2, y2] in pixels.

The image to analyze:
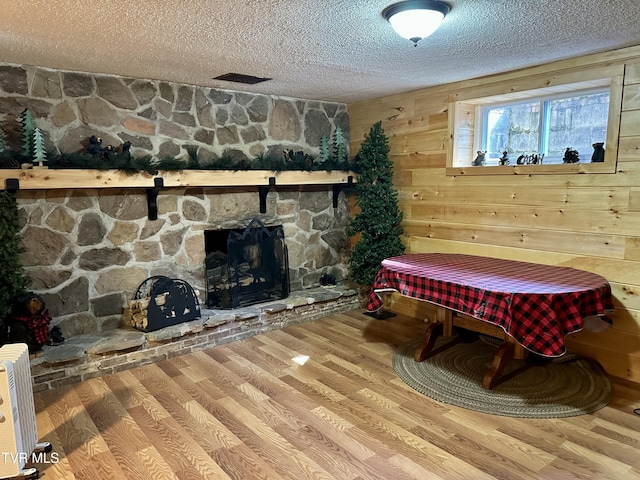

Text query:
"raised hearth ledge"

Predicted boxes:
[[0, 168, 355, 190], [29, 284, 362, 392]]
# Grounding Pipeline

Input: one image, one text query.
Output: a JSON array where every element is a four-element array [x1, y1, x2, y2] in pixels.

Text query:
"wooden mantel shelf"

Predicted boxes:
[[0, 168, 355, 190], [1, 168, 356, 219]]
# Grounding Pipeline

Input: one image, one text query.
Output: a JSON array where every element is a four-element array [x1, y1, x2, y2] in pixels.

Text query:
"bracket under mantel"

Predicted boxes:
[[4, 178, 20, 194], [332, 175, 354, 208], [258, 176, 277, 214], [146, 177, 164, 220]]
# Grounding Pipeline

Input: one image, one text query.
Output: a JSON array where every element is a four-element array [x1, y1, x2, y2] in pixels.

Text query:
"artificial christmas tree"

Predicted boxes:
[[0, 191, 30, 343], [346, 121, 405, 286]]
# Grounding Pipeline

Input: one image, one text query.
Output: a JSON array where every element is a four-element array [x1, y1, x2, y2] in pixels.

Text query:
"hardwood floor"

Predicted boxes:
[[31, 310, 640, 480]]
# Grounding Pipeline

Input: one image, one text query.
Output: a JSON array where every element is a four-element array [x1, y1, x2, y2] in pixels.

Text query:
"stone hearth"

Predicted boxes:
[[30, 284, 361, 392]]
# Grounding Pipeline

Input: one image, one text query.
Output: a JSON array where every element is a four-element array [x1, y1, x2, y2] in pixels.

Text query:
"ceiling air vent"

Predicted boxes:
[[213, 73, 272, 85]]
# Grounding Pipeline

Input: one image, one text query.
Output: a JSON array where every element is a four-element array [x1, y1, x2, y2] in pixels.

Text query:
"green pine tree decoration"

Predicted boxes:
[[346, 121, 405, 286], [319, 135, 330, 163], [21, 109, 36, 159], [0, 191, 30, 323], [33, 127, 47, 166], [332, 127, 347, 165]]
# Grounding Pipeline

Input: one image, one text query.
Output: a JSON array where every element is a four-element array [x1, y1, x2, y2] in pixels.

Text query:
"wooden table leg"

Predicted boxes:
[[482, 335, 534, 389], [414, 321, 444, 362], [482, 341, 515, 389], [414, 307, 532, 389]]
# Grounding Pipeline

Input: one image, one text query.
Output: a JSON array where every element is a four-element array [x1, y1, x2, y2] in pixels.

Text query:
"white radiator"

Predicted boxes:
[[0, 343, 45, 478]]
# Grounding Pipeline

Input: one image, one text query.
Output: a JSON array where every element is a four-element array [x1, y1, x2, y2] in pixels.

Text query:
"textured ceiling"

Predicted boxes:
[[1, 0, 640, 103]]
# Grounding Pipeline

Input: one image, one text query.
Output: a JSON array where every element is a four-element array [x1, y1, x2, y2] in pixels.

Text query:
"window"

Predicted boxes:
[[446, 67, 623, 175], [479, 89, 610, 166]]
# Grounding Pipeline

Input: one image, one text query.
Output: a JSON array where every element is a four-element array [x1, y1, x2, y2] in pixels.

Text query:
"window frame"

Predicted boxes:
[[476, 86, 611, 166], [446, 66, 624, 176]]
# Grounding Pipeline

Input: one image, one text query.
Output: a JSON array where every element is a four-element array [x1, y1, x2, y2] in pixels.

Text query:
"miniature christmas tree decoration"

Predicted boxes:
[[33, 127, 48, 168], [21, 109, 36, 161], [332, 127, 347, 165], [319, 135, 330, 163]]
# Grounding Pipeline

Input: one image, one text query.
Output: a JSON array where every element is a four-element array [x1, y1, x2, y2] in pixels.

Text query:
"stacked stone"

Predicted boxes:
[[17, 187, 351, 338], [0, 61, 352, 341], [0, 63, 349, 165]]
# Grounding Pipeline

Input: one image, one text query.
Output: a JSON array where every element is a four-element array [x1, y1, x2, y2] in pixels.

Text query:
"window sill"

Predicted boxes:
[[446, 162, 616, 176]]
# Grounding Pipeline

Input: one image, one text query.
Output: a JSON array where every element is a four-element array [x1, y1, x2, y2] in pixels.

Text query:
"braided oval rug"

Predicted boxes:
[[393, 337, 613, 418]]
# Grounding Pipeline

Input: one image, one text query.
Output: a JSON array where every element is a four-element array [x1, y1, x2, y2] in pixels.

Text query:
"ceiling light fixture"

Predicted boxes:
[[382, 0, 450, 46]]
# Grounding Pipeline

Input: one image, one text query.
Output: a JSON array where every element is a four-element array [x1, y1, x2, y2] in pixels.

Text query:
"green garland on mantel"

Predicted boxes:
[[0, 147, 358, 175]]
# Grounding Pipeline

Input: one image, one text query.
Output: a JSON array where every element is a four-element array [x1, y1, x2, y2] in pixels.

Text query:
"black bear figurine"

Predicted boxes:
[[472, 150, 486, 166], [87, 135, 104, 156], [591, 142, 605, 163], [5, 292, 51, 353], [563, 147, 580, 164]]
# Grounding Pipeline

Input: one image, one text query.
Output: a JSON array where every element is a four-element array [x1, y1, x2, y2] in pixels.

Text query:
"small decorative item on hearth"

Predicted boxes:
[[129, 276, 200, 332], [4, 292, 52, 353]]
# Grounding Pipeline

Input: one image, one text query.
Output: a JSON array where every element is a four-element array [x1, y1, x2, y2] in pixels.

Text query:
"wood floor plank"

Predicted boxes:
[[32, 309, 640, 479], [73, 379, 157, 480], [215, 395, 329, 480], [127, 403, 232, 479], [32, 410, 77, 480], [272, 421, 381, 480], [226, 336, 292, 372], [388, 453, 447, 480], [133, 446, 181, 480], [104, 369, 171, 421]]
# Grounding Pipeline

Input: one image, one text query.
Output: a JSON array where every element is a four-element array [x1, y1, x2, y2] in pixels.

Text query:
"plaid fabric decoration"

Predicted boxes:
[[9, 309, 52, 345], [366, 254, 613, 357]]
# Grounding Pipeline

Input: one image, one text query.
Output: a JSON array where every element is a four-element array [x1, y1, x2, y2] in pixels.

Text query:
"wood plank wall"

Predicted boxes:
[[348, 45, 640, 384]]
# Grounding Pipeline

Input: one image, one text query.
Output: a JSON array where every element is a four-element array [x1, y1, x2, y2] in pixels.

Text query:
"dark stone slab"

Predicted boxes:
[[40, 345, 86, 365], [86, 330, 146, 354]]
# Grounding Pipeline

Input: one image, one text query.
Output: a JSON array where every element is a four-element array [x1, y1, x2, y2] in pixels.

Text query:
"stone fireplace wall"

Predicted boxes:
[[0, 62, 352, 338], [17, 186, 351, 338], [0, 63, 349, 161]]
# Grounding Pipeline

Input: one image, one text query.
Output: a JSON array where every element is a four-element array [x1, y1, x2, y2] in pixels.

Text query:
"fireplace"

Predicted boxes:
[[204, 218, 290, 309]]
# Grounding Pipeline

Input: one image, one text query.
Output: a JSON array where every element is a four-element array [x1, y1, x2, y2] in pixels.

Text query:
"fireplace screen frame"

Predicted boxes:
[[204, 218, 290, 309]]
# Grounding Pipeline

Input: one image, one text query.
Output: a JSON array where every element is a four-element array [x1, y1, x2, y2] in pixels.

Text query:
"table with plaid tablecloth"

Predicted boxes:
[[367, 253, 613, 357]]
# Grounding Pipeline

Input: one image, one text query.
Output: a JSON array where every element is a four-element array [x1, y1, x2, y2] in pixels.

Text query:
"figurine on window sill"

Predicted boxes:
[[591, 142, 605, 163], [498, 151, 509, 166], [472, 150, 486, 166], [563, 147, 580, 164]]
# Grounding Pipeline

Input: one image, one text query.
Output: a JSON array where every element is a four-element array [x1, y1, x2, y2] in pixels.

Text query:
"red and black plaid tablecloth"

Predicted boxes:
[[366, 253, 613, 357]]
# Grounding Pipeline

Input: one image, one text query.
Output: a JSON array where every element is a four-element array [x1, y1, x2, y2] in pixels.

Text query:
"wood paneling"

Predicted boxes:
[[349, 45, 640, 384], [32, 312, 640, 479]]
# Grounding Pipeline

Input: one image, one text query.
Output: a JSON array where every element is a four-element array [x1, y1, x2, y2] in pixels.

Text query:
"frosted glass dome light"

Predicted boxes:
[[383, 0, 450, 46]]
